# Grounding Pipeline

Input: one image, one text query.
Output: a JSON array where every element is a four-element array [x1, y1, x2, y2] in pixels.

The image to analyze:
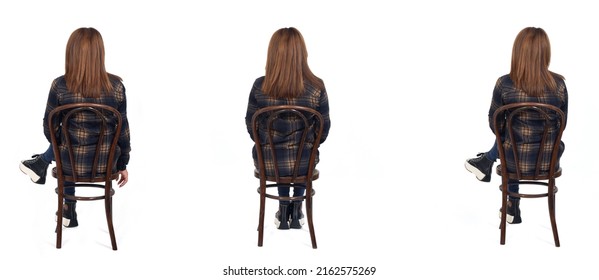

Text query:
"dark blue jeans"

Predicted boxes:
[[41, 144, 54, 163], [278, 185, 306, 205], [486, 141, 499, 162], [486, 141, 519, 200], [41, 144, 75, 201]]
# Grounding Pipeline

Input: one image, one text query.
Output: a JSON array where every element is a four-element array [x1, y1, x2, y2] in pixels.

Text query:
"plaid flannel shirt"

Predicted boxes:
[[245, 77, 331, 177], [43, 76, 131, 177], [489, 74, 568, 175]]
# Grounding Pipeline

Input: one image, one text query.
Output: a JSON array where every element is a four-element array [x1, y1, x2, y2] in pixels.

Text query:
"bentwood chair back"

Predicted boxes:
[[251, 105, 324, 249], [48, 103, 122, 250], [493, 102, 566, 246]]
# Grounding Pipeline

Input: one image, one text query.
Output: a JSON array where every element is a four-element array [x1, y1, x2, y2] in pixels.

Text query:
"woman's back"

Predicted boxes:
[[246, 77, 330, 177], [44, 75, 130, 177], [490, 74, 568, 175]]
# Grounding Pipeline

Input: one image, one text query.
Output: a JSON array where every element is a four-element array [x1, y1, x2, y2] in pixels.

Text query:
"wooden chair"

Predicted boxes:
[[48, 103, 123, 250], [493, 102, 566, 246], [251, 105, 324, 249]]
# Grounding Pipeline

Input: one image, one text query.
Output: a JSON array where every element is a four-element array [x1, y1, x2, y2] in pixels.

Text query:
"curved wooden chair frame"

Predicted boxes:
[[48, 103, 122, 250], [251, 105, 324, 249], [493, 102, 566, 247]]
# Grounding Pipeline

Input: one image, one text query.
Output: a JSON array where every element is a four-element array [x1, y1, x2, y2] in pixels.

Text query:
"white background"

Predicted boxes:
[[1, 0, 598, 279]]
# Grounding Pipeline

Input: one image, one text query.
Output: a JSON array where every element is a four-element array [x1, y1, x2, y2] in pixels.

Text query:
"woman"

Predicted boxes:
[[19, 27, 131, 228], [465, 27, 568, 224], [245, 27, 331, 230]]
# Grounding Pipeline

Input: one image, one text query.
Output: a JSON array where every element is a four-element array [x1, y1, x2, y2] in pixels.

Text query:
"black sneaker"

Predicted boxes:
[[274, 203, 290, 230], [56, 201, 79, 228], [464, 153, 495, 182], [499, 199, 522, 224], [19, 154, 49, 184], [289, 201, 305, 229]]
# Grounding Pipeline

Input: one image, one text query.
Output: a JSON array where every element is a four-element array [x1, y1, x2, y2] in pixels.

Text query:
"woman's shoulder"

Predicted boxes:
[[496, 74, 513, 84], [52, 75, 67, 84], [253, 76, 265, 87], [249, 76, 267, 98], [304, 78, 326, 99], [108, 73, 124, 87], [493, 74, 517, 93], [107, 75, 126, 103], [306, 79, 325, 91], [551, 72, 566, 85], [49, 75, 68, 93], [551, 73, 567, 98]]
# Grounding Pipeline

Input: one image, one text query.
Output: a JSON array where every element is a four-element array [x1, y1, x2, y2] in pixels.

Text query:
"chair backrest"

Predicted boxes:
[[493, 102, 566, 180], [48, 103, 122, 183], [251, 105, 324, 183]]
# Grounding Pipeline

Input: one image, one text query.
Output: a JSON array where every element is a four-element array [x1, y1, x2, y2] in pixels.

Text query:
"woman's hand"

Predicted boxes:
[[117, 170, 129, 187]]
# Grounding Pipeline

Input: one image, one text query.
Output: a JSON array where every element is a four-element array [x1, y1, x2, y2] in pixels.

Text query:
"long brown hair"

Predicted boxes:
[[65, 27, 119, 98], [510, 27, 563, 96], [262, 27, 324, 98]]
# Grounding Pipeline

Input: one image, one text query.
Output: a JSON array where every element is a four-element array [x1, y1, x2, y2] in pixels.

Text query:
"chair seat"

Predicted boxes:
[[52, 167, 120, 182], [496, 165, 562, 180], [254, 168, 319, 183]]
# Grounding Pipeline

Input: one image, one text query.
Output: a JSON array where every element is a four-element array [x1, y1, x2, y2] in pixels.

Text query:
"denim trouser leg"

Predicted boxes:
[[41, 144, 54, 164], [508, 180, 519, 200], [46, 145, 75, 202], [486, 141, 499, 161], [490, 141, 519, 200], [64, 181, 76, 203], [278, 184, 306, 205]]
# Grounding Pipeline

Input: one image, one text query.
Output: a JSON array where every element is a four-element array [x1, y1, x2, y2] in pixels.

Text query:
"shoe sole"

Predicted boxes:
[[290, 218, 305, 229], [19, 162, 41, 183], [274, 218, 290, 230], [464, 161, 489, 182], [498, 211, 521, 224], [55, 214, 78, 228]]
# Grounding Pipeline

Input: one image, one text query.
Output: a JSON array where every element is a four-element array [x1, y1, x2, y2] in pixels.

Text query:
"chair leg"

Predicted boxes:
[[548, 183, 560, 247], [105, 196, 118, 250], [306, 188, 317, 249], [499, 186, 508, 245], [56, 184, 64, 249], [257, 184, 266, 247], [56, 203, 63, 249]]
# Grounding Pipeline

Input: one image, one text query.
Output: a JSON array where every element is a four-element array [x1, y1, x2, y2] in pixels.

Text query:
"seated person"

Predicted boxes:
[[245, 27, 331, 230], [20, 27, 131, 228]]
